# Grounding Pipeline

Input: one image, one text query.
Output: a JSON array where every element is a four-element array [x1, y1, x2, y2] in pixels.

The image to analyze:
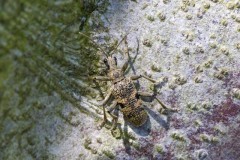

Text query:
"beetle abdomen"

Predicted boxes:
[[121, 105, 148, 127], [112, 78, 135, 99], [112, 78, 148, 126]]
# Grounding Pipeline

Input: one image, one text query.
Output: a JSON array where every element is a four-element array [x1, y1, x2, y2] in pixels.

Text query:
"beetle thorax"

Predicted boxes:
[[108, 69, 124, 83]]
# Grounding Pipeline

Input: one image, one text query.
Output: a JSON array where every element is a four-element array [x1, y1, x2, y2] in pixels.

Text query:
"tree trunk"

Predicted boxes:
[[1, 0, 240, 160]]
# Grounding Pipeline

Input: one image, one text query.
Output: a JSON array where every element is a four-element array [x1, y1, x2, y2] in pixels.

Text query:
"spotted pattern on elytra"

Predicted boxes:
[[112, 78, 148, 126]]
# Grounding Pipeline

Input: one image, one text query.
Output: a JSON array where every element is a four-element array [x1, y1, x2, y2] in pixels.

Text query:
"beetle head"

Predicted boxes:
[[104, 56, 124, 83]]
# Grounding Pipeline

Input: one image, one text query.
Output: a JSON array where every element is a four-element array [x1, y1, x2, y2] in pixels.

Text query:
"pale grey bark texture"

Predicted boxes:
[[0, 0, 240, 160]]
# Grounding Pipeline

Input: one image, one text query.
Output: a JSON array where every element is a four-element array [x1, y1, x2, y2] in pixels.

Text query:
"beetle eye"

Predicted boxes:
[[114, 57, 117, 65], [103, 58, 107, 63], [103, 58, 109, 69]]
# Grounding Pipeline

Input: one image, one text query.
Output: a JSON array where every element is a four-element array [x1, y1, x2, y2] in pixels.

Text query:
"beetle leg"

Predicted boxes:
[[137, 91, 178, 112], [137, 91, 154, 97], [98, 104, 108, 129], [92, 76, 112, 81], [154, 97, 169, 110], [107, 101, 119, 130], [107, 100, 118, 114], [121, 36, 130, 72], [131, 74, 156, 83], [98, 101, 119, 130], [155, 97, 179, 112], [97, 89, 113, 129], [96, 88, 112, 106], [110, 108, 119, 131]]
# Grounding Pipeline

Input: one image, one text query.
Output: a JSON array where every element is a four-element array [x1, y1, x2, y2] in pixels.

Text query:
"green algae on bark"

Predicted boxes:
[[0, 0, 109, 159]]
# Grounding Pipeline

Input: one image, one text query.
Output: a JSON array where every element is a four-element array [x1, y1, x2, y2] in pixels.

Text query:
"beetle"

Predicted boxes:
[[79, 32, 177, 130]]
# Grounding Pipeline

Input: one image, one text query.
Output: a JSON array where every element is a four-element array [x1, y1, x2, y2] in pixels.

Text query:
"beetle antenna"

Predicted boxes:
[[108, 33, 129, 56], [79, 32, 108, 57]]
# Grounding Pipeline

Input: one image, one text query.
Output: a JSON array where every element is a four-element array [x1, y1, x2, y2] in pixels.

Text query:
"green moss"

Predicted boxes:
[[211, 0, 218, 3], [226, 1, 235, 10], [203, 2, 211, 9], [155, 145, 164, 154], [0, 1, 111, 159], [200, 134, 210, 142], [211, 137, 219, 144], [194, 76, 203, 83], [96, 138, 102, 144], [204, 60, 213, 68], [182, 47, 190, 55], [233, 88, 240, 99], [131, 141, 141, 150], [210, 42, 217, 48], [200, 134, 219, 143], [111, 128, 122, 139], [181, 5, 189, 12], [194, 119, 203, 126], [235, 17, 240, 23], [237, 26, 240, 32], [186, 103, 199, 111], [202, 102, 212, 110], [147, 15, 155, 22], [163, 0, 170, 4], [84, 138, 92, 150], [171, 132, 186, 142], [161, 38, 169, 45], [0, 56, 13, 90], [151, 64, 162, 72], [221, 19, 228, 26], [143, 39, 152, 47], [141, 3, 149, 10], [157, 12, 166, 21], [91, 148, 98, 154], [174, 75, 187, 85], [102, 150, 115, 159], [236, 43, 240, 50], [126, 131, 136, 140], [186, 14, 193, 20], [213, 68, 228, 80], [213, 125, 226, 135]]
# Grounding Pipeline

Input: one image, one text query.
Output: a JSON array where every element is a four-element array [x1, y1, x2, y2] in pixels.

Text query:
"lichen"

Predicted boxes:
[[194, 76, 203, 83], [143, 39, 152, 47], [147, 15, 155, 22], [182, 47, 190, 55], [155, 145, 164, 154], [203, 2, 211, 9], [111, 128, 121, 139], [84, 138, 92, 150], [232, 88, 240, 99], [1, 0, 240, 159], [102, 150, 115, 159], [157, 12, 166, 21], [0, 0, 108, 159], [171, 132, 186, 142], [151, 64, 162, 72]]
